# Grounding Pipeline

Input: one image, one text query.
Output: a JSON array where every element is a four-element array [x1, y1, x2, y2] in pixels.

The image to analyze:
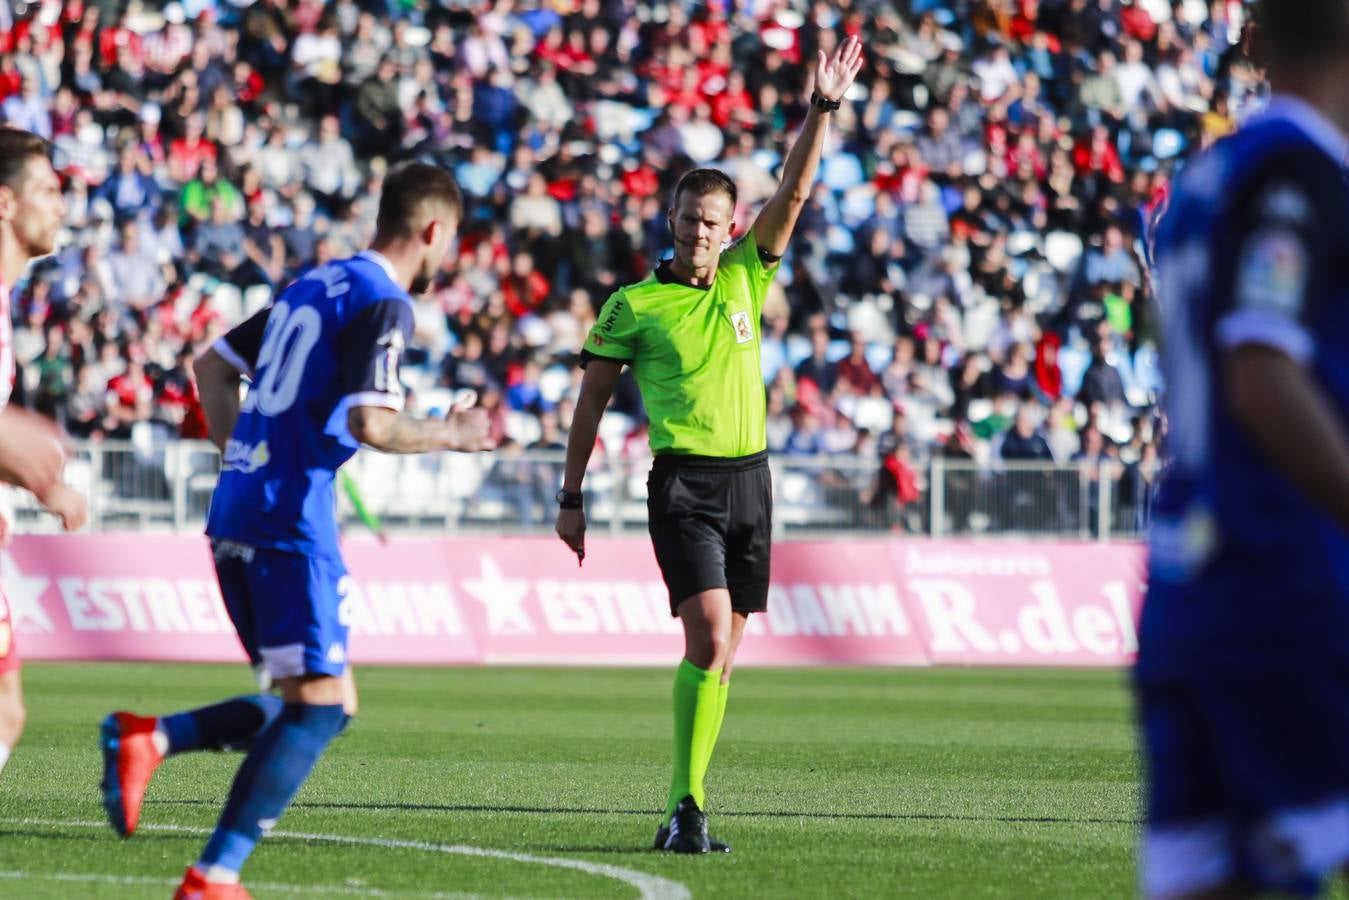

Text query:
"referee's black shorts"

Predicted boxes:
[[646, 450, 772, 617]]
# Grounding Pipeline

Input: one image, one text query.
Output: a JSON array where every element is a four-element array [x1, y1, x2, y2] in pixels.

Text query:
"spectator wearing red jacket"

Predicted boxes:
[[1073, 126, 1125, 183], [869, 438, 921, 530], [838, 333, 881, 395], [99, 11, 145, 70], [710, 70, 756, 129], [501, 251, 551, 319], [156, 347, 209, 439], [106, 357, 154, 438], [1120, 0, 1158, 42]]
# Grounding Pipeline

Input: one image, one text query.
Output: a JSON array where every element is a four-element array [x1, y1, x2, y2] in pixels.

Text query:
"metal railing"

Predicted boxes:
[[9, 440, 1155, 541], [928, 458, 1153, 541], [10, 439, 221, 533]]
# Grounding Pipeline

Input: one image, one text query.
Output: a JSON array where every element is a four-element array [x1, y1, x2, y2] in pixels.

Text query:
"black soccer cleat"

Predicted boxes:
[[653, 823, 732, 853], [653, 796, 731, 854]]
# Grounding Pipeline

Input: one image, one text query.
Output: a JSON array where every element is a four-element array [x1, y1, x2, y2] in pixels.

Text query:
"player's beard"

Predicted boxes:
[[410, 273, 432, 295]]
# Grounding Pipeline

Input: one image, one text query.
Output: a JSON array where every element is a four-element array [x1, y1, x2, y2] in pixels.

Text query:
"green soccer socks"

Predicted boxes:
[[705, 677, 730, 770], [666, 660, 723, 821]]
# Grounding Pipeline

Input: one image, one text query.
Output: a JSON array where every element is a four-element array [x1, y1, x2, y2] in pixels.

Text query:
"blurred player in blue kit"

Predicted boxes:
[[98, 163, 495, 899], [1140, 2, 1349, 896]]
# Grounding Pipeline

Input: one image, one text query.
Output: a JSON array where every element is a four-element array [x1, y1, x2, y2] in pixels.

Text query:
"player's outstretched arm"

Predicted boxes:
[[37, 483, 87, 531], [194, 347, 245, 454], [0, 406, 65, 496], [555, 359, 622, 563], [0, 406, 88, 530], [347, 404, 496, 455], [752, 34, 863, 258], [1226, 345, 1349, 531]]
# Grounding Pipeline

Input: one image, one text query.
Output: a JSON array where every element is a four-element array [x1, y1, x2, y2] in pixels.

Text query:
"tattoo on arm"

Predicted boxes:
[[347, 404, 485, 455], [374, 412, 454, 454]]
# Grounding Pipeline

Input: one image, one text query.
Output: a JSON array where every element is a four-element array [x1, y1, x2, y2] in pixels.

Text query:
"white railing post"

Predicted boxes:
[[929, 455, 945, 538], [88, 442, 102, 531], [1099, 462, 1114, 543], [610, 448, 623, 535], [171, 442, 188, 533], [771, 456, 786, 541], [1078, 464, 1091, 540]]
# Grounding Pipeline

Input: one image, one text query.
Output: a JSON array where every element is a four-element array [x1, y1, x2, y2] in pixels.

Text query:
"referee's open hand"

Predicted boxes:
[[556, 507, 586, 567]]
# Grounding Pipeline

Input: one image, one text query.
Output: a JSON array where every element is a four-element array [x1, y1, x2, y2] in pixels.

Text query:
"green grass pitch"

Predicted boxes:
[[0, 664, 1142, 898]]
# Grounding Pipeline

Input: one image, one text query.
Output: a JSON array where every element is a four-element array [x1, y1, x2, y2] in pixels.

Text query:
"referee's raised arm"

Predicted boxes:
[[752, 34, 864, 256]]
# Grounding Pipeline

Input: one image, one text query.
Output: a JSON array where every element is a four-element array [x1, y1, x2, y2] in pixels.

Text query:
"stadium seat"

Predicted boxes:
[[1006, 232, 1039, 257], [962, 299, 1001, 349], [865, 338, 895, 374], [417, 387, 455, 417], [242, 285, 273, 317], [849, 396, 894, 433], [1153, 129, 1187, 160], [846, 299, 893, 345], [826, 223, 855, 255], [1045, 232, 1084, 273], [1057, 345, 1091, 398], [506, 411, 543, 446], [822, 153, 865, 193], [596, 411, 634, 452], [538, 366, 572, 406], [967, 399, 994, 423], [208, 284, 244, 325]]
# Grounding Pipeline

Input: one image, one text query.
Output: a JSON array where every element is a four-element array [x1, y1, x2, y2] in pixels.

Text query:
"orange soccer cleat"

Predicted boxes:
[[172, 866, 254, 900], [99, 711, 165, 837]]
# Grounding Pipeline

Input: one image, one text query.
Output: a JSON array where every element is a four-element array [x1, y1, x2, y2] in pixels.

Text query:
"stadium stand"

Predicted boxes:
[[1, 0, 1247, 533]]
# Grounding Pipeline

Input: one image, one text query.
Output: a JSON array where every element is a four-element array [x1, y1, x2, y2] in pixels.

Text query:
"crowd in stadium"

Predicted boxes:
[[0, 0, 1251, 524]]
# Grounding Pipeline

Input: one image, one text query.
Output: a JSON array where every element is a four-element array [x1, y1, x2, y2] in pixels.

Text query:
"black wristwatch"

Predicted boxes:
[[810, 91, 842, 112], [556, 489, 584, 510]]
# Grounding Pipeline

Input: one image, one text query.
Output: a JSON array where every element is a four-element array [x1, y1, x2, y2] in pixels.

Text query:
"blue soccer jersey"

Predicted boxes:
[[205, 251, 413, 560], [1137, 96, 1349, 899], [1142, 97, 1349, 677]]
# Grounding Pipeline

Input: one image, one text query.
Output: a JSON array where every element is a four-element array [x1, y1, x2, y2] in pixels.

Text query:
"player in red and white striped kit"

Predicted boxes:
[[0, 127, 89, 776]]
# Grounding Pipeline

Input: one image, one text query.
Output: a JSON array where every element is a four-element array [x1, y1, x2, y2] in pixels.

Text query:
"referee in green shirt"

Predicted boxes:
[[555, 36, 864, 854]]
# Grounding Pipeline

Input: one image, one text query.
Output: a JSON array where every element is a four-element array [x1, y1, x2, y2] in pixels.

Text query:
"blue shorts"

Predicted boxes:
[[1137, 670, 1349, 898], [212, 540, 351, 680]]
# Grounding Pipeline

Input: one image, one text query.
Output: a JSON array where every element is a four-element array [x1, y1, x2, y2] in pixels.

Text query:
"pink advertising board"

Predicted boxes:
[[894, 541, 1147, 666], [455, 537, 930, 666], [1, 535, 1145, 668], [4, 535, 481, 665]]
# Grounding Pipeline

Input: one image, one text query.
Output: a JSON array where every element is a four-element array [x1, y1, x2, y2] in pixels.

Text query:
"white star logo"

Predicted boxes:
[[460, 554, 534, 635], [2, 551, 53, 634]]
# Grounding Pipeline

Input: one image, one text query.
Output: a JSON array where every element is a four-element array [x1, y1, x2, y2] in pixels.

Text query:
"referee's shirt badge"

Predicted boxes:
[[731, 310, 754, 344]]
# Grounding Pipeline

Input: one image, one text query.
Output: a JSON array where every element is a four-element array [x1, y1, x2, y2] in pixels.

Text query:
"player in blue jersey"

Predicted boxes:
[[97, 162, 494, 900], [1139, 3, 1349, 897]]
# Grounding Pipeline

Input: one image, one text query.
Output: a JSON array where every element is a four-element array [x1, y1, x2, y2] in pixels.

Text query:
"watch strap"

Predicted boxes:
[[810, 91, 842, 112]]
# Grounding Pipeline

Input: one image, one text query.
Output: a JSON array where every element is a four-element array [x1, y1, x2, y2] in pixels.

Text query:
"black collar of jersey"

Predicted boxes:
[[654, 258, 711, 291]]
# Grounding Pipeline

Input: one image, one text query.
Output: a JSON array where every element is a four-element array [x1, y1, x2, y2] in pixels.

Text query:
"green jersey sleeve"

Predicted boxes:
[[582, 288, 639, 364], [720, 229, 780, 316]]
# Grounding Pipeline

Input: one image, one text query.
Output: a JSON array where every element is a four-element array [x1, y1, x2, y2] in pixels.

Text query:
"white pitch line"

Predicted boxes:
[[6, 818, 691, 900], [0, 870, 487, 898]]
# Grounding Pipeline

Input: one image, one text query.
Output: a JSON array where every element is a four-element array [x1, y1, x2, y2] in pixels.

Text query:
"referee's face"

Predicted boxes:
[[669, 191, 735, 271]]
